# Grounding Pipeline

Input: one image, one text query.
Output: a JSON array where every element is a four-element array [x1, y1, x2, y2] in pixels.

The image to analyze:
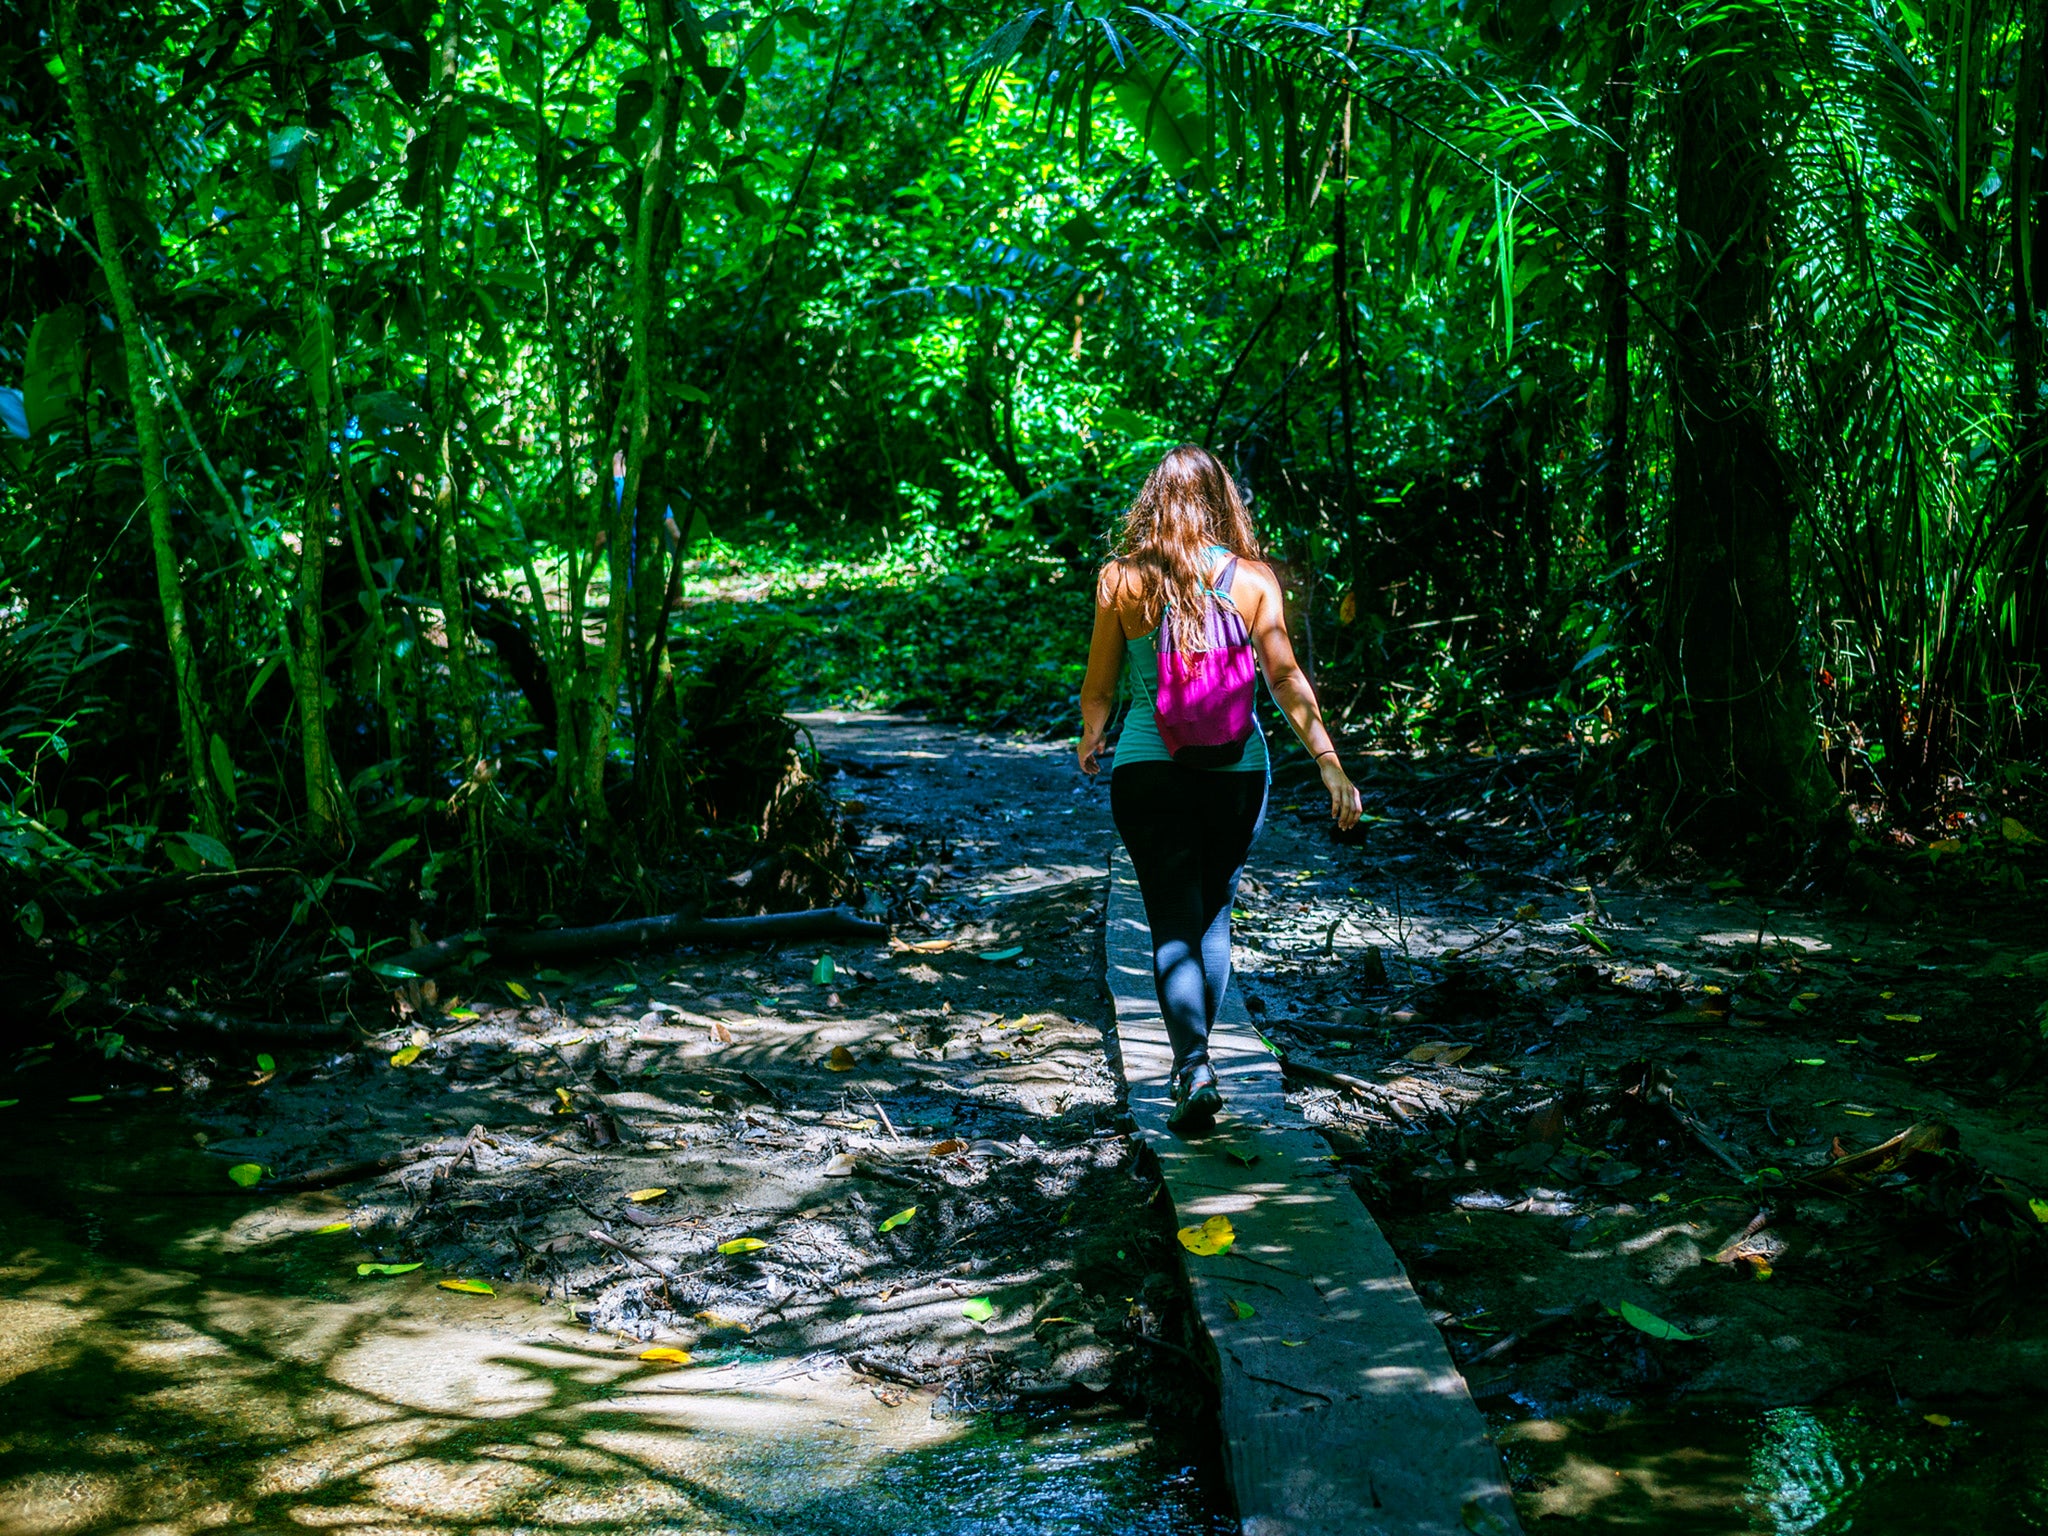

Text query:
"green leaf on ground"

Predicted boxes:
[[1608, 1300, 1700, 1340], [961, 1296, 996, 1322], [228, 1163, 263, 1187], [717, 1237, 769, 1255], [256, 1053, 275, 1073], [1227, 1298, 1255, 1320], [357, 1262, 423, 1277], [438, 1278, 494, 1294], [977, 946, 1024, 962], [813, 953, 836, 984], [878, 1206, 916, 1232]]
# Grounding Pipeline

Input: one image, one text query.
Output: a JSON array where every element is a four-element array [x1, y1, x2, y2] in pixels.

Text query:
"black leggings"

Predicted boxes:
[[1110, 761, 1269, 1073]]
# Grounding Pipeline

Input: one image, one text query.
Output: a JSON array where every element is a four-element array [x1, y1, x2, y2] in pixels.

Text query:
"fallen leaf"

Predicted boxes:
[[1462, 1498, 1513, 1536], [1405, 1041, 1473, 1065], [927, 1138, 967, 1157], [709, 1020, 734, 1043], [506, 982, 531, 1001], [553, 1086, 574, 1112], [1793, 1058, 1828, 1067], [389, 1046, 422, 1067], [825, 1045, 856, 1072], [410, 1026, 429, 1047], [1219, 1145, 1260, 1166], [813, 954, 836, 985], [1924, 1412, 1953, 1427], [357, 1262, 423, 1277], [1514, 903, 1541, 920], [2000, 817, 2041, 845], [694, 1311, 751, 1332], [1607, 1300, 1700, 1341], [977, 946, 1024, 962], [439, 1278, 494, 1294], [1176, 1215, 1236, 1256], [1904, 1051, 1938, 1063], [906, 939, 954, 952], [1568, 921, 1613, 955], [961, 1296, 996, 1322], [312, 1220, 352, 1235], [640, 1346, 693, 1364], [228, 1164, 263, 1187], [68, 1093, 102, 1103], [626, 1188, 668, 1202], [2028, 1198, 2048, 1224], [1281, 1339, 1304, 1347], [878, 1207, 917, 1232], [823, 1153, 859, 1177], [717, 1237, 769, 1255], [256, 1053, 275, 1073], [1227, 1298, 1255, 1320]]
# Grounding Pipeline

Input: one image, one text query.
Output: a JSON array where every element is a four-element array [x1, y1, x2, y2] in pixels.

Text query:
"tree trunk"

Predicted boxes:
[[283, 6, 351, 851], [1598, 1, 1636, 586], [424, 0, 480, 771], [2013, 0, 2048, 685], [55, 0, 225, 842], [1654, 21, 1834, 852], [628, 0, 688, 836]]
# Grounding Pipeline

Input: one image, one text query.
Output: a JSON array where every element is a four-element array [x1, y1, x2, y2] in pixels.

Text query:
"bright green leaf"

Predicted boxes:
[[228, 1163, 264, 1187], [878, 1206, 916, 1232], [961, 1296, 996, 1322]]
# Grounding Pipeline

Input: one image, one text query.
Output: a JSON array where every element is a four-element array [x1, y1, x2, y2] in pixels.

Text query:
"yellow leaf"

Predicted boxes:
[[1753, 1264, 1774, 1281], [1797, 992, 1821, 1002], [717, 1236, 769, 1255], [1924, 1412, 1953, 1427], [825, 1045, 856, 1072], [626, 1188, 668, 1202], [438, 1278, 494, 1295], [2000, 817, 2041, 845], [2028, 1199, 2048, 1224], [1927, 838, 1962, 854], [1905, 1052, 1938, 1063], [507, 982, 531, 1001], [640, 1347, 693, 1365], [694, 1311, 751, 1332], [878, 1206, 916, 1232], [389, 1045, 422, 1067], [312, 1220, 352, 1235], [1176, 1215, 1236, 1256], [554, 1086, 573, 1112]]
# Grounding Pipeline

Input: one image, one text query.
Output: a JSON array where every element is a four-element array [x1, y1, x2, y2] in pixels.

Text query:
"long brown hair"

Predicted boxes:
[[1111, 443, 1263, 651]]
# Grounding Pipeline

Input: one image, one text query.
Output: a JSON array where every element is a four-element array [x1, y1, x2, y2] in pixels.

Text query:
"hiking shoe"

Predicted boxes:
[[1166, 1061, 1222, 1131]]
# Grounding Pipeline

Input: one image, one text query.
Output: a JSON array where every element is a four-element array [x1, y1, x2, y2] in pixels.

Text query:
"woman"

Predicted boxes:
[[1078, 444, 1362, 1130]]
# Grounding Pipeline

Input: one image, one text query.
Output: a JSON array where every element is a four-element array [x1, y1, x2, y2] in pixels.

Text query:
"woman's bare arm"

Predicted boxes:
[[1077, 565, 1129, 776], [1241, 561, 1362, 829]]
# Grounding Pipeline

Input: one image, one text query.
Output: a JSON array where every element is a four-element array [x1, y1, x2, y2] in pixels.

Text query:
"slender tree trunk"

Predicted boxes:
[[1333, 103, 1357, 521], [2013, 0, 2048, 681], [628, 0, 687, 834], [55, 0, 225, 842], [1654, 19, 1834, 851], [425, 0, 480, 771], [283, 7, 350, 851], [1598, 1, 1636, 586]]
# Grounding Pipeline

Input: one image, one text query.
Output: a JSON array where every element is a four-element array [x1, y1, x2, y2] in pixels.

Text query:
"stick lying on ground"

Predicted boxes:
[[381, 905, 888, 977]]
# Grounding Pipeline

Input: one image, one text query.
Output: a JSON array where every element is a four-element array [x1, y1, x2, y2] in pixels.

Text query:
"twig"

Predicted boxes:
[[586, 1228, 679, 1282]]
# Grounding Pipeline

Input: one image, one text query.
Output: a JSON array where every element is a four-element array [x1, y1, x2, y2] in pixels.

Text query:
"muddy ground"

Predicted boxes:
[[6, 712, 2047, 1530]]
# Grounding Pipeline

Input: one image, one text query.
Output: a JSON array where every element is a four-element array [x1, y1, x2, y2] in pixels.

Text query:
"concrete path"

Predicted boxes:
[[1107, 847, 1522, 1536]]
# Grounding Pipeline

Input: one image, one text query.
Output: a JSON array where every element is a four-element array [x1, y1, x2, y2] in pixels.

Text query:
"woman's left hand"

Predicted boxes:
[[1321, 754, 1363, 831]]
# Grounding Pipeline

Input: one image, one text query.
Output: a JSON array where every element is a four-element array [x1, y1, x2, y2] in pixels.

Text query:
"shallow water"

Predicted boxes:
[[0, 1099, 1233, 1536], [1501, 1401, 2048, 1533]]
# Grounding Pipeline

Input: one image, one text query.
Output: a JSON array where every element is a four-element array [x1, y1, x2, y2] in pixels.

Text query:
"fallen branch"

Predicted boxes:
[[1280, 1058, 1421, 1121], [49, 867, 300, 923], [257, 1132, 472, 1194], [383, 905, 888, 977], [587, 1227, 680, 1281], [846, 1351, 930, 1387], [114, 1001, 358, 1042]]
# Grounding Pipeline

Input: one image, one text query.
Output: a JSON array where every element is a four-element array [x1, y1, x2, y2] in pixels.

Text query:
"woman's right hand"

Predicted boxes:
[[1320, 754, 1363, 831], [1078, 724, 1108, 776]]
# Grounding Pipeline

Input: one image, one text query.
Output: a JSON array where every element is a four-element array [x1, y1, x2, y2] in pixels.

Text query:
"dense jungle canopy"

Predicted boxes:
[[2, 0, 2045, 989]]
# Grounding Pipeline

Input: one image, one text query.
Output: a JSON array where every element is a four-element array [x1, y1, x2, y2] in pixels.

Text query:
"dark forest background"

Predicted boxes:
[[4, 0, 2046, 1008]]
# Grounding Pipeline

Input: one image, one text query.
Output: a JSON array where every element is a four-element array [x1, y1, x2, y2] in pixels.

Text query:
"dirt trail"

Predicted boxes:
[[0, 712, 1233, 1536]]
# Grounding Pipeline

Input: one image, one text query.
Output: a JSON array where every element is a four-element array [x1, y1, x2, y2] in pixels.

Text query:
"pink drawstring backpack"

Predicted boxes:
[[1153, 556, 1258, 767]]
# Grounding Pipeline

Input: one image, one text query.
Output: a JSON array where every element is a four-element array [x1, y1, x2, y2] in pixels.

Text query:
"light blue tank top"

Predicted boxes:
[[1114, 550, 1269, 776]]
